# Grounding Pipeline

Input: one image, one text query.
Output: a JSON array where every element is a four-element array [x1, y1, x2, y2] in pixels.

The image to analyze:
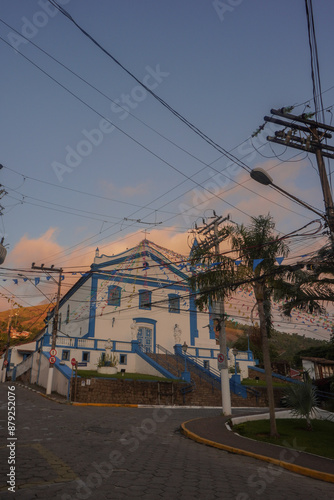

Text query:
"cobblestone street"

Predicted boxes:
[[0, 383, 333, 500]]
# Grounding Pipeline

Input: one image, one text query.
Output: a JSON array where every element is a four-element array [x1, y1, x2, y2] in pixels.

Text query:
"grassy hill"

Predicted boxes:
[[0, 304, 52, 350]]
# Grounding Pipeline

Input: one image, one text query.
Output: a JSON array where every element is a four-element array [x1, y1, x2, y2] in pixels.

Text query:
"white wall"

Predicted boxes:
[[56, 276, 92, 338], [9, 341, 36, 368], [15, 353, 34, 379], [302, 359, 316, 379], [52, 367, 69, 397]]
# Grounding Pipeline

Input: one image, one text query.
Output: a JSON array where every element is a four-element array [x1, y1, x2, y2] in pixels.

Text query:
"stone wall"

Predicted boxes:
[[16, 369, 31, 385], [71, 378, 186, 405], [70, 377, 285, 407], [248, 367, 290, 384]]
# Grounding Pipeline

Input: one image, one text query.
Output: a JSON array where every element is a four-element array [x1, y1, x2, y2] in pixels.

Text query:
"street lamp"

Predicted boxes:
[[181, 341, 191, 383], [250, 168, 327, 222]]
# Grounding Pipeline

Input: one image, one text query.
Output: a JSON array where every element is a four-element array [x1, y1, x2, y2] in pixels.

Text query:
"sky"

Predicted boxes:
[[1, 0, 334, 339]]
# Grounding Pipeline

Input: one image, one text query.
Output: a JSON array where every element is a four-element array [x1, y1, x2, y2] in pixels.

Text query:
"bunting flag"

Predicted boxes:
[[253, 259, 264, 270], [275, 257, 284, 265]]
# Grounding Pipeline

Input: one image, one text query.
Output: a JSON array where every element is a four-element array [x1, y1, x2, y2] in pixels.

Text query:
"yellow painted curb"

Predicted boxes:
[[181, 420, 334, 484], [72, 402, 138, 407]]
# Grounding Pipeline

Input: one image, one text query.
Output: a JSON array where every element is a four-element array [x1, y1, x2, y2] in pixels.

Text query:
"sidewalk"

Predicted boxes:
[[181, 411, 334, 484]]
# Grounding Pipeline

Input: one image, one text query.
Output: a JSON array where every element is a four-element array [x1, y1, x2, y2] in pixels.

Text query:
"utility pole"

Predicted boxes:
[[195, 213, 232, 415], [264, 108, 334, 236], [32, 263, 63, 395]]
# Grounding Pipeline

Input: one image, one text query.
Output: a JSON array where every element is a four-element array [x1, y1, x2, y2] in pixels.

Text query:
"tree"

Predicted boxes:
[[282, 380, 319, 430], [190, 214, 289, 437], [276, 240, 334, 317], [232, 326, 279, 366]]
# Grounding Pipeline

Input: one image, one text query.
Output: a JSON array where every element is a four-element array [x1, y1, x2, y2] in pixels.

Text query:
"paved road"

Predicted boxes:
[[0, 383, 333, 500]]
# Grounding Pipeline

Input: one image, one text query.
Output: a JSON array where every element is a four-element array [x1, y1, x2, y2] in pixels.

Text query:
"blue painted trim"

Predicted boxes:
[[247, 350, 254, 361], [131, 340, 139, 352], [119, 354, 127, 365], [94, 271, 190, 292], [139, 289, 152, 310], [41, 352, 73, 380], [133, 317, 157, 353], [168, 293, 180, 313], [91, 272, 188, 291], [189, 293, 198, 346], [248, 366, 302, 384], [82, 351, 90, 362], [62, 349, 70, 361], [92, 248, 189, 282], [138, 289, 152, 311], [88, 274, 98, 337], [107, 285, 121, 306]]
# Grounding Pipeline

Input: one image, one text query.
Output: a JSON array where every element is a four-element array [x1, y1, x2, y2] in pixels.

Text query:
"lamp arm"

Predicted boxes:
[[271, 183, 326, 221]]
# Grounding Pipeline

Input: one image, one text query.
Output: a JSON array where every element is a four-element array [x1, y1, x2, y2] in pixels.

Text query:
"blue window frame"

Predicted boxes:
[[139, 290, 151, 310], [82, 351, 90, 362], [119, 354, 127, 365], [107, 286, 121, 306], [62, 350, 70, 361], [168, 294, 180, 313]]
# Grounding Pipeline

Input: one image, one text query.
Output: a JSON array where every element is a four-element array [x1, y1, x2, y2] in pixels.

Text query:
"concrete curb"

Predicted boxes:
[[181, 419, 334, 484], [72, 402, 138, 407]]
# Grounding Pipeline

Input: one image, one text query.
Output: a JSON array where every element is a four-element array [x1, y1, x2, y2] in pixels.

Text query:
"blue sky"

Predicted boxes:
[[1, 0, 334, 338]]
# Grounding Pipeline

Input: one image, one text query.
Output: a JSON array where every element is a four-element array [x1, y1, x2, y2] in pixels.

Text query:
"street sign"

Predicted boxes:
[[4, 360, 8, 366], [77, 362, 87, 367], [217, 352, 227, 370], [71, 358, 77, 367], [49, 356, 56, 364], [50, 349, 57, 356]]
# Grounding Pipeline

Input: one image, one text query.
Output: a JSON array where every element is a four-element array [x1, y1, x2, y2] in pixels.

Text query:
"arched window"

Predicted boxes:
[[108, 286, 121, 306]]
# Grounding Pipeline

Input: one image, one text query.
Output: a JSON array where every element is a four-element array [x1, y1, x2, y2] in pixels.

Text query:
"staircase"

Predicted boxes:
[[146, 345, 260, 407]]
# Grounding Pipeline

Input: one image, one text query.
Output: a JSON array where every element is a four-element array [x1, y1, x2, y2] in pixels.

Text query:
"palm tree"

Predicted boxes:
[[282, 379, 319, 430], [190, 214, 289, 437], [275, 240, 334, 317]]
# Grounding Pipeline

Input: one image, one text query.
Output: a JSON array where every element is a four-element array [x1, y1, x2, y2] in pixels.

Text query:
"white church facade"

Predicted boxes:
[[3, 240, 255, 395]]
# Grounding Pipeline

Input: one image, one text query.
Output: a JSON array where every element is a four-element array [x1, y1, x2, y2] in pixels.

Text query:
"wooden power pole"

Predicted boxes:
[[264, 108, 334, 236]]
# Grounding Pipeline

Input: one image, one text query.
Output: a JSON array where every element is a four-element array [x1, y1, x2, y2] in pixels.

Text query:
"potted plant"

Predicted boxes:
[[97, 353, 119, 374]]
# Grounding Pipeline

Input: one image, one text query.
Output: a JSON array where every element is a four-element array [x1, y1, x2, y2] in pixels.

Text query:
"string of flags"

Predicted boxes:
[[224, 285, 333, 334], [7, 275, 65, 286]]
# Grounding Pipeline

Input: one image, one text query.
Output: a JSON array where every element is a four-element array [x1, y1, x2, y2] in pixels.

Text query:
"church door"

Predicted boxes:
[[137, 327, 153, 353]]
